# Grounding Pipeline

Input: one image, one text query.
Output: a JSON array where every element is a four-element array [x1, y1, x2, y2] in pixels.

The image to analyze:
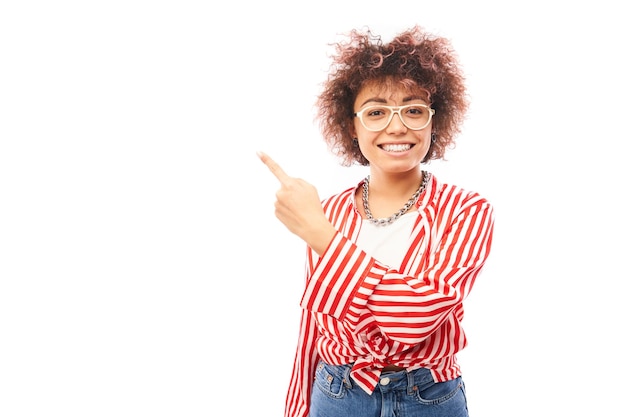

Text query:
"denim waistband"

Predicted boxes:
[[320, 361, 435, 393]]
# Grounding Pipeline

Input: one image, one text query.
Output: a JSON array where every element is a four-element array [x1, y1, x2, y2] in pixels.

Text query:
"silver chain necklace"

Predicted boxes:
[[362, 171, 431, 226]]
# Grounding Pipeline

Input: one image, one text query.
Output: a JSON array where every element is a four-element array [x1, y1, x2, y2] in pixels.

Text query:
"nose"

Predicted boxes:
[[385, 110, 407, 133]]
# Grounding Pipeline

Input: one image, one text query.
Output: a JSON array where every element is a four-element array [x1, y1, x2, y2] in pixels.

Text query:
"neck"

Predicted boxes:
[[367, 168, 424, 198], [361, 169, 431, 226]]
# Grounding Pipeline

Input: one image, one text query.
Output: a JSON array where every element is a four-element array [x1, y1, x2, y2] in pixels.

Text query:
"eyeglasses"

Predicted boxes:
[[354, 104, 435, 132]]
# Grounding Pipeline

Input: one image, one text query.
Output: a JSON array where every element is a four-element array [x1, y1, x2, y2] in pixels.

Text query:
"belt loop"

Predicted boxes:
[[406, 368, 416, 395], [342, 364, 353, 389]]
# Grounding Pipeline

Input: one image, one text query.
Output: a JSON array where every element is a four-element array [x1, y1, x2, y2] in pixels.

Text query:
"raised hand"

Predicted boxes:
[[257, 151, 336, 255]]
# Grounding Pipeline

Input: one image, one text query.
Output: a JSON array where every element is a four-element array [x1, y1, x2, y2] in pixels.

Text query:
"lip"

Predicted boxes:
[[378, 143, 415, 154]]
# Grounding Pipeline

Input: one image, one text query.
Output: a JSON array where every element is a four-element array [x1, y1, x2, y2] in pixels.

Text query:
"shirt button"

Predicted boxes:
[[380, 377, 390, 386]]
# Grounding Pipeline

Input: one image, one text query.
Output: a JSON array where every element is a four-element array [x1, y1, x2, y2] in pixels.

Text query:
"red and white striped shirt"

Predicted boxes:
[[284, 174, 495, 417]]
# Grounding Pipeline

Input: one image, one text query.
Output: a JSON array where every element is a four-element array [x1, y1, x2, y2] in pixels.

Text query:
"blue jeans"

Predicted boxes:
[[310, 361, 469, 417]]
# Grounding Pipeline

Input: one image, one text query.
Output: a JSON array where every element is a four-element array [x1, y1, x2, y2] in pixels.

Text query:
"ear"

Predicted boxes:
[[348, 121, 357, 138]]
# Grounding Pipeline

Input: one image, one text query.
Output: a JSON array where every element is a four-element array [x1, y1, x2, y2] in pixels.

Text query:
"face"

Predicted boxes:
[[352, 81, 433, 178]]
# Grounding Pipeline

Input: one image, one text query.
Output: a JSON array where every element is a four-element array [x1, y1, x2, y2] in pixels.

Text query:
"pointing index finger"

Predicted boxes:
[[256, 151, 291, 185]]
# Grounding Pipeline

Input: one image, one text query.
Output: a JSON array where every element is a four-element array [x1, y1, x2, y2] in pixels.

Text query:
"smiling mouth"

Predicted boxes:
[[380, 143, 413, 152]]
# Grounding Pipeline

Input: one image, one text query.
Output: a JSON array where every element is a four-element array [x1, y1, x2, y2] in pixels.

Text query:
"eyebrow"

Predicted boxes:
[[359, 95, 429, 107]]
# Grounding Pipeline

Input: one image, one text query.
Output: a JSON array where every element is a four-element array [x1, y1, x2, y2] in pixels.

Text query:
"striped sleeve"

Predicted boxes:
[[300, 190, 494, 345]]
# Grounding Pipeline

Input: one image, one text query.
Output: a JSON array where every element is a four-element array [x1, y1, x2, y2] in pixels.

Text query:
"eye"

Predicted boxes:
[[365, 107, 388, 119], [404, 105, 426, 118]]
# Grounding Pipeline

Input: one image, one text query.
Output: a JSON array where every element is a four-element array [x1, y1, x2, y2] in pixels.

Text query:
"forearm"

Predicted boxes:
[[300, 222, 337, 257]]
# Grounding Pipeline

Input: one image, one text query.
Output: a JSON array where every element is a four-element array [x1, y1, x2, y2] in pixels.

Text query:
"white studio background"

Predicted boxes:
[[0, 1, 623, 416]]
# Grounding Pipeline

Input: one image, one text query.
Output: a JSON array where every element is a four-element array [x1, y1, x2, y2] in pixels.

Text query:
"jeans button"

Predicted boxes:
[[380, 377, 390, 386]]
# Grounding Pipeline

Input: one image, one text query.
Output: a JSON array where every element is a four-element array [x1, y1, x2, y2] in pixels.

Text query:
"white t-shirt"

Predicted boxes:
[[355, 212, 418, 270]]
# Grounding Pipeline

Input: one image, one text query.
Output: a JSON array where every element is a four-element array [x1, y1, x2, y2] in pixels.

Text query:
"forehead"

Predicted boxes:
[[355, 78, 430, 104]]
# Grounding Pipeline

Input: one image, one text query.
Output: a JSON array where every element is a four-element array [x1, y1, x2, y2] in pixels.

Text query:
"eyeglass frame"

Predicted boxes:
[[353, 103, 435, 132]]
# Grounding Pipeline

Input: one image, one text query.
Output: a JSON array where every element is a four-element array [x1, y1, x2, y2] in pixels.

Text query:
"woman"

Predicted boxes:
[[258, 24, 494, 417]]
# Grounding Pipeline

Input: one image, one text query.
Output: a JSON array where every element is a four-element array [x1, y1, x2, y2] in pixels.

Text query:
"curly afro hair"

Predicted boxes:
[[316, 25, 468, 166]]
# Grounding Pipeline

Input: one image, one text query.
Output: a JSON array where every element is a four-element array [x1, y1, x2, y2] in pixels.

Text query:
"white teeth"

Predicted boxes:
[[381, 144, 411, 152]]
